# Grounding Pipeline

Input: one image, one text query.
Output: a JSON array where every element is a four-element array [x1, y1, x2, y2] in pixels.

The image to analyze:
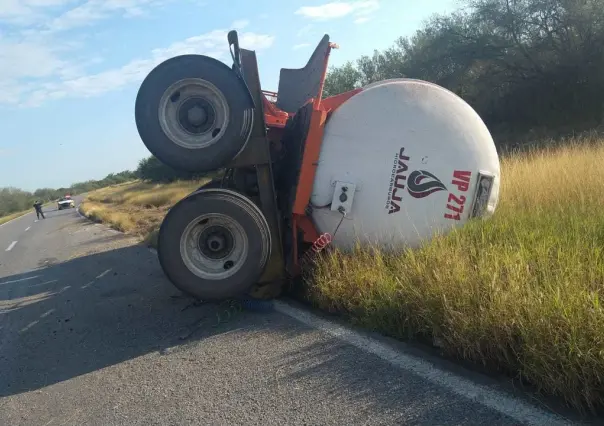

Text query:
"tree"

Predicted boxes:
[[135, 155, 219, 183], [322, 0, 604, 136], [0, 170, 138, 217], [323, 61, 363, 97]]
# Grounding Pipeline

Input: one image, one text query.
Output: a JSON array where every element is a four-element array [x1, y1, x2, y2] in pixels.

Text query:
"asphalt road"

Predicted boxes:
[[0, 199, 581, 425]]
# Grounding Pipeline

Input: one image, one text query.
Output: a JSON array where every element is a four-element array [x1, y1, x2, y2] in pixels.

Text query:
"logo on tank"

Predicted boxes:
[[385, 147, 448, 214], [407, 170, 447, 199]]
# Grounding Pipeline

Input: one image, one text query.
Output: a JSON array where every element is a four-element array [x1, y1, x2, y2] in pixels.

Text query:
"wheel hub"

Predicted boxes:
[[198, 225, 234, 260], [156, 77, 230, 150], [179, 211, 249, 281], [177, 97, 215, 134]]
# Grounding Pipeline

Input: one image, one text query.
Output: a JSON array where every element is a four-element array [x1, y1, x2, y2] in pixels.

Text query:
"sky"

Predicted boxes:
[[0, 0, 459, 192]]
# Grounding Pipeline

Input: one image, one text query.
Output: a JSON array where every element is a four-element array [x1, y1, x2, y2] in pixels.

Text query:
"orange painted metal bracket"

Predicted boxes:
[[279, 39, 366, 271], [292, 106, 328, 215], [321, 88, 362, 113], [262, 91, 289, 128]]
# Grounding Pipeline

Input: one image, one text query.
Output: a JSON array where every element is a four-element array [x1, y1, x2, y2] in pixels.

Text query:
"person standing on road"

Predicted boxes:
[[33, 201, 45, 220]]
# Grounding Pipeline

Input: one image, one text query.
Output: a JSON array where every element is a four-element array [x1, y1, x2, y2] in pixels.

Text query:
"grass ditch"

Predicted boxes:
[[79, 135, 604, 412]]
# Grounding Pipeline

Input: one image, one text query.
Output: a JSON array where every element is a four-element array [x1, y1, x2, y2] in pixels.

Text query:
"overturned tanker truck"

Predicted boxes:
[[134, 30, 501, 301]]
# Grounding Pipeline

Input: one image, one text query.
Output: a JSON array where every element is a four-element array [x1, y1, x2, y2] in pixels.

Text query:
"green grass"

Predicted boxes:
[[304, 136, 604, 412], [79, 136, 604, 412]]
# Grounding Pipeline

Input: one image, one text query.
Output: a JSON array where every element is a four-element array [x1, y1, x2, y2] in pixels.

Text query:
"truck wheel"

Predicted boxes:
[[157, 189, 271, 300], [135, 55, 254, 173]]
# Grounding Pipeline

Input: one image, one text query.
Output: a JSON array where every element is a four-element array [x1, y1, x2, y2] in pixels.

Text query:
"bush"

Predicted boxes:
[[135, 155, 221, 183], [0, 170, 137, 218]]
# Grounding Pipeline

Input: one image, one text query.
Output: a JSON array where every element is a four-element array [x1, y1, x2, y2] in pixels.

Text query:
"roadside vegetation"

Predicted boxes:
[[79, 179, 207, 245], [0, 171, 137, 221], [77, 0, 604, 413], [322, 0, 604, 141], [0, 210, 29, 226], [305, 135, 604, 412], [78, 151, 220, 240], [0, 152, 216, 224]]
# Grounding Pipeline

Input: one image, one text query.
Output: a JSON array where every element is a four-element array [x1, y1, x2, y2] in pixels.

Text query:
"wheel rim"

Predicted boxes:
[[158, 78, 230, 149], [180, 213, 248, 280]]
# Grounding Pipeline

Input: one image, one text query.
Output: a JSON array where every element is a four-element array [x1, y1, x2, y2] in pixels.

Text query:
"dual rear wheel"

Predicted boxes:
[[135, 54, 271, 300], [158, 188, 272, 300]]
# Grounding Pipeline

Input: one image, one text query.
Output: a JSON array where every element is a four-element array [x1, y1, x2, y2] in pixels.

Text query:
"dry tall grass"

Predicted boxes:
[[80, 179, 206, 239], [306, 136, 604, 411]]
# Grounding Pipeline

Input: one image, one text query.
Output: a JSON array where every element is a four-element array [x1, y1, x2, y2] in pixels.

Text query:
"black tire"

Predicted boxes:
[[135, 55, 254, 173], [157, 189, 271, 300]]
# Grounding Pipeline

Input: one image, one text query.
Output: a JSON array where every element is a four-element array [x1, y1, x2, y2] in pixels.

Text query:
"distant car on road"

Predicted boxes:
[[57, 195, 75, 210]]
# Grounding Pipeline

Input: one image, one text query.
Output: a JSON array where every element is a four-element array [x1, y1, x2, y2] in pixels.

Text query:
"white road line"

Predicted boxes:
[[80, 268, 112, 290], [0, 275, 40, 285], [274, 301, 574, 426], [80, 281, 95, 289], [40, 309, 55, 318], [25, 226, 31, 232], [96, 269, 111, 279], [5, 241, 17, 251], [20, 320, 39, 333]]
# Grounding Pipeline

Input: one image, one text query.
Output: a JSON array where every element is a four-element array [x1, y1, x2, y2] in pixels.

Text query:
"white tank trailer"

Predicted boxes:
[[310, 78, 500, 250], [134, 31, 500, 301]]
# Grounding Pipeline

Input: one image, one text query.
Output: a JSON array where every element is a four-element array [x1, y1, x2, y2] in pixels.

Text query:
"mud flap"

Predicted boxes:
[[276, 35, 331, 114]]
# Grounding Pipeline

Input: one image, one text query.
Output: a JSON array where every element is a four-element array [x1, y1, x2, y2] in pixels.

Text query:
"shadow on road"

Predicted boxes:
[[0, 243, 577, 424], [0, 246, 281, 398]]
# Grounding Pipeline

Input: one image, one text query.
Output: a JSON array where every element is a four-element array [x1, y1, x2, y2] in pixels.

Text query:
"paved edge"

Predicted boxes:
[[274, 300, 576, 426], [76, 204, 123, 236]]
